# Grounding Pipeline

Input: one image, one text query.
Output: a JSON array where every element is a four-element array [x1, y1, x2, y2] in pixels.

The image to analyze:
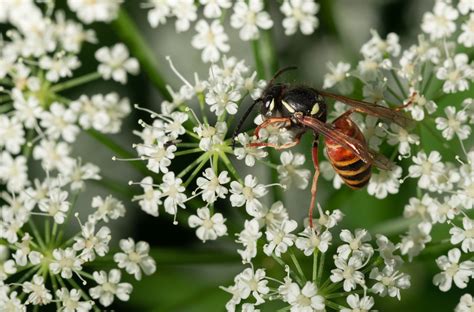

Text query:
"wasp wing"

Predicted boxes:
[[317, 90, 415, 129], [297, 115, 395, 170]]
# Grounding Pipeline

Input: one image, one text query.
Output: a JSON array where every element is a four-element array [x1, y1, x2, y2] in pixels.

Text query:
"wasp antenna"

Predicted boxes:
[[231, 98, 262, 148], [269, 66, 298, 85]]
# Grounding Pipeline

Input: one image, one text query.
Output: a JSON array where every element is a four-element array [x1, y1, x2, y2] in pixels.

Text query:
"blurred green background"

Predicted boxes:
[[42, 0, 472, 311]]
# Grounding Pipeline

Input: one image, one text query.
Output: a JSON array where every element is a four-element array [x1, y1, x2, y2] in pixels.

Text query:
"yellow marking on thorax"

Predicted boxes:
[[311, 103, 320, 115], [281, 100, 295, 113]]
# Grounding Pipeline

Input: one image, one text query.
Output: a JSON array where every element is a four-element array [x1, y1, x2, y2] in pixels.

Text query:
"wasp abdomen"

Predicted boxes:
[[326, 119, 372, 189]]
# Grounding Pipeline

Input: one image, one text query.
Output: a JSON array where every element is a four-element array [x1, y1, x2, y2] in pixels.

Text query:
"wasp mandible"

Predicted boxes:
[[232, 67, 414, 228]]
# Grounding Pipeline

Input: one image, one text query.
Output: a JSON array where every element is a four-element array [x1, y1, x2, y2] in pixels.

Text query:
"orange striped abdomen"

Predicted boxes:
[[326, 118, 371, 189]]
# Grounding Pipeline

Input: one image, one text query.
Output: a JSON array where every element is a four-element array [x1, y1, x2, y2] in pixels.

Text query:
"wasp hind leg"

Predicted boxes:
[[309, 135, 320, 228]]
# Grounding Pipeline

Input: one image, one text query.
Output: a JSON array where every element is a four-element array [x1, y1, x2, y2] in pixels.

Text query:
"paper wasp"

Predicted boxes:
[[232, 67, 414, 228]]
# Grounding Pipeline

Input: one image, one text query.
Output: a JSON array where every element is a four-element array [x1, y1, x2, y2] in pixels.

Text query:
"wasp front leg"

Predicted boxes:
[[309, 134, 320, 228], [248, 132, 302, 150], [253, 117, 292, 139]]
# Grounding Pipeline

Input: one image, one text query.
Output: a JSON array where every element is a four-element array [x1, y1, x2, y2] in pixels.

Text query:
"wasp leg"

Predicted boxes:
[[309, 135, 320, 228], [253, 117, 292, 139], [395, 92, 417, 112], [333, 109, 355, 123], [248, 132, 302, 150]]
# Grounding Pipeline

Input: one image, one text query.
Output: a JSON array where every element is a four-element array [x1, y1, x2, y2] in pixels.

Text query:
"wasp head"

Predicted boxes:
[[261, 83, 284, 117]]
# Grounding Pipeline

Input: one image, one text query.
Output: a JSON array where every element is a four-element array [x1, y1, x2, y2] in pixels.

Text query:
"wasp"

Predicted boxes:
[[232, 67, 414, 228]]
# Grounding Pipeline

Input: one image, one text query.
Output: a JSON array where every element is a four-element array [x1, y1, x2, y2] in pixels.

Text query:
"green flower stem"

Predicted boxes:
[[184, 155, 209, 187], [369, 216, 417, 235], [252, 40, 266, 80], [174, 148, 203, 157], [386, 85, 404, 104], [290, 251, 307, 283], [177, 142, 200, 148], [86, 129, 148, 176], [49, 271, 61, 310], [272, 253, 303, 285], [55, 192, 79, 246], [12, 265, 40, 290], [312, 250, 319, 282], [112, 9, 172, 101], [391, 70, 408, 99], [197, 92, 209, 124], [91, 177, 135, 200], [317, 251, 325, 285], [177, 152, 208, 179], [22, 129, 34, 158], [326, 300, 346, 310], [50, 72, 101, 93], [28, 219, 47, 251], [276, 307, 291, 312], [44, 219, 51, 245], [219, 151, 243, 183]]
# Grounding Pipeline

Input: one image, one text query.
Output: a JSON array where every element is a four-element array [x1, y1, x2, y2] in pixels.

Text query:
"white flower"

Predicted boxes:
[[56, 288, 93, 312], [141, 143, 176, 174], [196, 168, 230, 203], [237, 268, 269, 305], [433, 248, 474, 291], [191, 20, 230, 63], [458, 14, 474, 47], [206, 80, 241, 116], [367, 166, 402, 199], [263, 219, 297, 257], [39, 54, 80, 82], [230, 0, 273, 41], [230, 175, 268, 217], [435, 106, 471, 140], [400, 222, 432, 261], [32, 140, 75, 172], [0, 153, 28, 193], [89, 269, 133, 307], [90, 195, 126, 223], [40, 102, 79, 143], [436, 54, 473, 93], [0, 116, 25, 154], [259, 201, 289, 230], [95, 43, 139, 84], [63, 160, 101, 191], [386, 124, 420, 156], [295, 227, 332, 256], [67, 0, 122, 23], [341, 294, 375, 312], [23, 275, 52, 305], [277, 151, 311, 190], [403, 194, 433, 222], [200, 0, 232, 19], [286, 281, 325, 311], [370, 266, 411, 300], [132, 176, 162, 217], [114, 238, 156, 280], [188, 207, 227, 242], [49, 248, 83, 279], [159, 172, 187, 216], [408, 151, 445, 190], [406, 92, 437, 121], [172, 0, 197, 32], [337, 229, 373, 260], [449, 218, 474, 253], [234, 133, 268, 167], [38, 188, 70, 224], [456, 294, 474, 312], [236, 219, 262, 263], [0, 291, 26, 311], [195, 121, 227, 152], [12, 90, 42, 129], [330, 255, 366, 292], [421, 0, 459, 40], [146, 0, 172, 28], [361, 29, 401, 59], [323, 62, 351, 90], [73, 222, 111, 261], [375, 234, 403, 268], [280, 0, 320, 35], [73, 93, 131, 133]]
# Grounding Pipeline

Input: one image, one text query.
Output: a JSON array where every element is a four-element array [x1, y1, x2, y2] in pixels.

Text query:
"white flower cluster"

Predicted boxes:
[[0, 2, 156, 310], [143, 0, 320, 62], [223, 208, 411, 311]]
